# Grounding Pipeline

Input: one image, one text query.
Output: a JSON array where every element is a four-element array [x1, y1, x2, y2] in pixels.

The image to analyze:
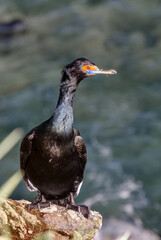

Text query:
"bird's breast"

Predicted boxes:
[[29, 131, 77, 171], [25, 135, 81, 196]]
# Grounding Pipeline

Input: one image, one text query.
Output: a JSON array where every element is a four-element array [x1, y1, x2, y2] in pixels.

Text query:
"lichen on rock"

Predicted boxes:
[[0, 199, 102, 240]]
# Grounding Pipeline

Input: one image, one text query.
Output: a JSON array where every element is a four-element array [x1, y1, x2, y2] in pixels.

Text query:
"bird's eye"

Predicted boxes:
[[86, 66, 91, 70]]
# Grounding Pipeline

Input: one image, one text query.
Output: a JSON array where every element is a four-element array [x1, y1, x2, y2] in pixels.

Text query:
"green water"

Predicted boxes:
[[0, 0, 161, 235]]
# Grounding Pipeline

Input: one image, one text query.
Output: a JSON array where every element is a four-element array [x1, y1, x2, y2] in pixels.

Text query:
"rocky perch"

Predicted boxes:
[[0, 199, 102, 240]]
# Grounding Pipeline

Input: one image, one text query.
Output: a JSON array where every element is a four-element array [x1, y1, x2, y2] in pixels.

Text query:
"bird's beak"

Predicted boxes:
[[94, 69, 117, 75], [82, 65, 117, 76]]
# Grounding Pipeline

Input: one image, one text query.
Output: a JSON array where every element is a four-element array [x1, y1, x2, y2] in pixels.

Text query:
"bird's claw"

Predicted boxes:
[[28, 201, 51, 210], [67, 204, 90, 218]]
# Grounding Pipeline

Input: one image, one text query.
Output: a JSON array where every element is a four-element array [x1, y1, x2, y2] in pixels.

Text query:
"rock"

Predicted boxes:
[[0, 198, 102, 240]]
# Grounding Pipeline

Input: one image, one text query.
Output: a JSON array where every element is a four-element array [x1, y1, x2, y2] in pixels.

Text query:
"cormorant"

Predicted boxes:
[[20, 58, 117, 218], [0, 19, 27, 38]]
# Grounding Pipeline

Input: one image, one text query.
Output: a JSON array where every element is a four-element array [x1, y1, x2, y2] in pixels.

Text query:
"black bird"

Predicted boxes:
[[0, 19, 27, 38], [20, 58, 117, 218]]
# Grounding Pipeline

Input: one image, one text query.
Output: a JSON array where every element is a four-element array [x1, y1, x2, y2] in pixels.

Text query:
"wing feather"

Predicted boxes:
[[74, 128, 87, 169], [20, 130, 35, 191]]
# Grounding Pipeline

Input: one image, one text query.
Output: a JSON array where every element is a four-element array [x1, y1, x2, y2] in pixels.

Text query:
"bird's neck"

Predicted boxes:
[[51, 80, 77, 135]]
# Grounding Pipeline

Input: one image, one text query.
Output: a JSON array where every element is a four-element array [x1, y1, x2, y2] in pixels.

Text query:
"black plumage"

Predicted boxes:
[[0, 19, 27, 38], [20, 58, 116, 218]]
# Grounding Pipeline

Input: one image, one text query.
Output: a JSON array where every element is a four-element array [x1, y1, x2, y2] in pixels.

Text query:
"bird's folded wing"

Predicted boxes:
[[74, 128, 87, 169]]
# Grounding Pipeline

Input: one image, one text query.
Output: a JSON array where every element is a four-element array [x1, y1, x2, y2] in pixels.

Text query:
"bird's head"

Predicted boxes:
[[62, 58, 117, 85]]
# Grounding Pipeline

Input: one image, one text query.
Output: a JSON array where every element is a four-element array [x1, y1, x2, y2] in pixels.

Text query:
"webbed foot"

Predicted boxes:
[[28, 201, 51, 210], [28, 192, 51, 210], [67, 204, 90, 218]]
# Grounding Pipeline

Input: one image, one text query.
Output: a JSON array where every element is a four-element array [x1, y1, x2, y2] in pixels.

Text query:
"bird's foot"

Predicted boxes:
[[28, 193, 52, 210], [28, 201, 51, 211], [31, 192, 47, 205], [67, 204, 90, 219], [28, 195, 70, 211]]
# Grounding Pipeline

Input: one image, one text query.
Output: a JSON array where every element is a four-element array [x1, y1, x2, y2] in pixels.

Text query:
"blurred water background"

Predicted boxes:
[[0, 0, 161, 237]]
